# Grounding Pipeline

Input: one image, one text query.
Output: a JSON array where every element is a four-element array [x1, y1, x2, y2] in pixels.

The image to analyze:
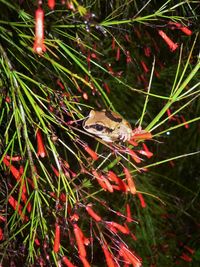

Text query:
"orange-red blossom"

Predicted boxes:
[[33, 8, 46, 55]]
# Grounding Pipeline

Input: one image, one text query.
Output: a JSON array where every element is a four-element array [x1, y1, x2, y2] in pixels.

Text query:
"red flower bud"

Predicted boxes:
[[158, 30, 178, 52], [86, 204, 102, 222], [48, 0, 55, 10], [33, 8, 46, 55], [53, 224, 60, 253]]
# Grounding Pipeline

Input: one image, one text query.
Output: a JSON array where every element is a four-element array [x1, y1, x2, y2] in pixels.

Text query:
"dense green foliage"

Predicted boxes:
[[0, 0, 199, 266]]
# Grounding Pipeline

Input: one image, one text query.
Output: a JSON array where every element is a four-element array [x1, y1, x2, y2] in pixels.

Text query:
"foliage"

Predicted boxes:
[[0, 0, 200, 266]]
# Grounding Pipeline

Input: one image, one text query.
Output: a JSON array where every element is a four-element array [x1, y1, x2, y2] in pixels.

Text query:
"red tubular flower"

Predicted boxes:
[[53, 223, 60, 253], [8, 196, 25, 220], [33, 8, 46, 55], [70, 213, 79, 222], [73, 224, 87, 257], [111, 185, 122, 191], [101, 244, 116, 267], [180, 115, 189, 129], [86, 51, 91, 69], [51, 164, 60, 177], [179, 26, 192, 36], [123, 167, 136, 195], [34, 238, 40, 246], [112, 37, 115, 50], [5, 96, 11, 103], [91, 52, 98, 59], [83, 237, 90, 246], [4, 155, 22, 161], [107, 171, 119, 183], [119, 243, 142, 267], [3, 158, 21, 180], [158, 30, 178, 52], [60, 192, 67, 202], [92, 170, 109, 191], [101, 175, 114, 193], [48, 0, 55, 10], [131, 132, 152, 141], [79, 255, 90, 267], [57, 79, 65, 90], [137, 193, 146, 208], [183, 245, 195, 255], [62, 256, 77, 267], [96, 176, 108, 190], [180, 253, 192, 262], [166, 108, 172, 118], [3, 160, 30, 209], [130, 232, 137, 241], [86, 204, 102, 222], [106, 223, 118, 234], [119, 247, 132, 265], [126, 148, 142, 163], [144, 47, 151, 57], [138, 143, 153, 159], [0, 228, 3, 241], [116, 47, 120, 61], [168, 21, 192, 36], [107, 221, 129, 234], [140, 61, 149, 73], [36, 129, 46, 158], [126, 50, 132, 64], [166, 108, 176, 121], [0, 216, 6, 222], [103, 83, 111, 94], [128, 139, 138, 146], [84, 146, 98, 161], [126, 204, 132, 223]]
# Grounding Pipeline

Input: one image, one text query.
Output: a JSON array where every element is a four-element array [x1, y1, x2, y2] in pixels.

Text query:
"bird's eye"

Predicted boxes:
[[94, 124, 104, 131]]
